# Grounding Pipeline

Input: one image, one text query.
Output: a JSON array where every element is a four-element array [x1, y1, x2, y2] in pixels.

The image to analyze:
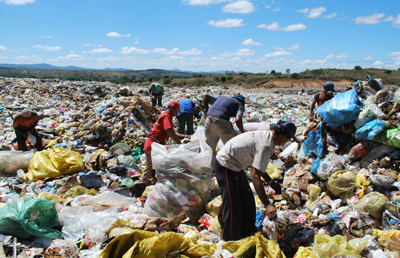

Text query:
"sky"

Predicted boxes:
[[0, 0, 400, 73]]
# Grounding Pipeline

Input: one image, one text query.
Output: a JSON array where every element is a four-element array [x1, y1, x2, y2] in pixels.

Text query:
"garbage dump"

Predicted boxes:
[[0, 76, 400, 257]]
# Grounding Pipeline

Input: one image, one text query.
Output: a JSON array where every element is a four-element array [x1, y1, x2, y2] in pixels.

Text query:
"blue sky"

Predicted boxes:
[[0, 0, 399, 73]]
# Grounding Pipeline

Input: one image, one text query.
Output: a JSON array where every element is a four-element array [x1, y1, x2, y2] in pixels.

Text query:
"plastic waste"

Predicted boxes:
[[326, 170, 357, 200], [317, 153, 345, 180], [357, 192, 387, 219], [0, 150, 35, 176], [317, 90, 364, 128], [0, 197, 62, 239], [355, 119, 386, 141]]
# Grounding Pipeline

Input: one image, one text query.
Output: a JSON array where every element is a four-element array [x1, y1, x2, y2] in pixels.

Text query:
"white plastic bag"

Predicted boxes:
[[144, 140, 212, 222], [0, 150, 34, 176], [354, 104, 385, 129], [317, 153, 345, 180], [279, 142, 298, 159]]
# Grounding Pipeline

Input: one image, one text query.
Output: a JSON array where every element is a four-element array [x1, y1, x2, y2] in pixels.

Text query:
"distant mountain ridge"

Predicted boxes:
[[0, 63, 227, 74]]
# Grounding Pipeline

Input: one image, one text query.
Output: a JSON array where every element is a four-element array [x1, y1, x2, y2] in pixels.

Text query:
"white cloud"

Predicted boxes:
[[274, 47, 284, 51], [183, 0, 229, 5], [181, 48, 202, 55], [388, 51, 400, 57], [134, 40, 140, 44], [257, 22, 280, 30], [265, 4, 271, 9], [98, 56, 120, 62], [272, 7, 280, 12], [15, 55, 42, 61], [296, 7, 326, 18], [242, 38, 262, 46], [288, 45, 300, 50], [336, 53, 347, 59], [84, 43, 102, 47], [0, 55, 7, 60], [354, 13, 385, 25], [152, 47, 202, 56], [308, 7, 326, 18], [326, 54, 334, 59], [107, 31, 131, 38], [55, 54, 86, 61], [120, 47, 150, 54], [208, 18, 244, 28], [236, 48, 254, 56], [265, 51, 291, 57], [221, 48, 254, 57], [295, 8, 309, 14], [372, 61, 385, 66], [42, 35, 52, 39], [283, 23, 306, 32], [32, 45, 61, 51], [0, 0, 35, 5], [365, 56, 373, 60], [257, 22, 306, 32], [388, 14, 400, 28], [324, 12, 337, 19], [222, 0, 255, 14], [0, 45, 6, 51], [88, 48, 113, 54]]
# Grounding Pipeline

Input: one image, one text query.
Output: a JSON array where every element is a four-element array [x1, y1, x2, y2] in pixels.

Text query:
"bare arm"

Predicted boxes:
[[235, 115, 244, 133], [203, 95, 210, 112], [166, 128, 183, 144], [309, 94, 318, 119], [251, 168, 277, 219]]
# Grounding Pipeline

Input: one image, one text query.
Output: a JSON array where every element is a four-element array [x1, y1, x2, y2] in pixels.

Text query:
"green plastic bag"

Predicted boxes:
[[0, 198, 62, 239], [326, 170, 357, 201], [356, 192, 387, 219], [374, 127, 400, 148]]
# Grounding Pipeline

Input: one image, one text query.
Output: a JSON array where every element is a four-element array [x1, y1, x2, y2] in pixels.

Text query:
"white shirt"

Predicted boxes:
[[243, 121, 270, 132], [216, 131, 274, 172]]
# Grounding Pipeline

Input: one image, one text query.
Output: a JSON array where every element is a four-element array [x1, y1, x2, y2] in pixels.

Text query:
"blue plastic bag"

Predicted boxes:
[[303, 123, 324, 173], [355, 119, 386, 141], [317, 90, 364, 128]]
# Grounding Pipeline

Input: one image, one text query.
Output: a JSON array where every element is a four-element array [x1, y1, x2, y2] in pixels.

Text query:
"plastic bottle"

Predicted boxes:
[[175, 191, 188, 206]]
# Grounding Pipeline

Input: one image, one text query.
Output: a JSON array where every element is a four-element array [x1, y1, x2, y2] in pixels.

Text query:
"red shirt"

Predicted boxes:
[[143, 111, 174, 152]]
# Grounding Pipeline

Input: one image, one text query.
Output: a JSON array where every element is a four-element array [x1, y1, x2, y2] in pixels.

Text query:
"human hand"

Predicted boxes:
[[265, 204, 277, 220], [269, 180, 282, 194]]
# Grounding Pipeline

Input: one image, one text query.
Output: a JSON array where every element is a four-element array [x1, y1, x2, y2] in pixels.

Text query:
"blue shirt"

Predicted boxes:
[[207, 96, 244, 121], [178, 99, 195, 115]]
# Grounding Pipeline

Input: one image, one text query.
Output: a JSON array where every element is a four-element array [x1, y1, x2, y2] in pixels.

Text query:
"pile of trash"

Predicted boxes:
[[1, 75, 400, 258]]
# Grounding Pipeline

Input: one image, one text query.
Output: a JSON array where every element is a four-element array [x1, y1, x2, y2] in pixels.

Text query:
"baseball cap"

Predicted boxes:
[[324, 81, 335, 92], [232, 95, 246, 105], [271, 120, 299, 143], [167, 101, 180, 110]]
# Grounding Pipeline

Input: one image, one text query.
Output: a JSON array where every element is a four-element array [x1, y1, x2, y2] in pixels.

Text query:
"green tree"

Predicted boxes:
[[291, 73, 299, 79], [354, 65, 362, 70], [220, 76, 226, 82], [147, 77, 153, 82], [384, 69, 392, 75], [213, 75, 220, 81], [163, 77, 172, 84], [286, 69, 290, 74], [270, 70, 276, 74]]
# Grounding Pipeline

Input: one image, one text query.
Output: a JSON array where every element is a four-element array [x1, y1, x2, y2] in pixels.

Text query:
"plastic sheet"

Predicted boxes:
[[0, 197, 61, 239], [303, 124, 324, 173], [374, 127, 400, 148], [313, 233, 361, 257], [354, 104, 386, 129], [0, 150, 34, 176], [317, 90, 364, 128], [317, 153, 345, 180], [355, 119, 386, 141]]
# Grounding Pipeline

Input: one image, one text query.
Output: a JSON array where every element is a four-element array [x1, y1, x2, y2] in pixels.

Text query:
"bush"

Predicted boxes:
[[163, 77, 172, 85], [354, 65, 362, 70]]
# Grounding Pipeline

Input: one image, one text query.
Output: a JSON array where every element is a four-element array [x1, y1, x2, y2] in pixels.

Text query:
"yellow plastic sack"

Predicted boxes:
[[355, 174, 370, 198], [294, 247, 317, 258], [98, 230, 286, 258], [326, 170, 357, 201], [379, 230, 400, 241], [348, 238, 368, 254], [266, 164, 282, 179], [306, 184, 321, 208], [356, 192, 387, 219], [24, 147, 84, 182], [63, 186, 96, 199], [313, 234, 361, 257], [210, 216, 221, 237]]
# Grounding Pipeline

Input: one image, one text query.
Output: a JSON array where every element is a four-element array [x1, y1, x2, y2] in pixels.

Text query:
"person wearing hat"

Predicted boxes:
[[177, 95, 196, 135], [205, 95, 245, 169], [13, 109, 44, 151], [309, 81, 335, 122], [216, 120, 299, 241], [148, 83, 164, 107], [141, 101, 190, 185]]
